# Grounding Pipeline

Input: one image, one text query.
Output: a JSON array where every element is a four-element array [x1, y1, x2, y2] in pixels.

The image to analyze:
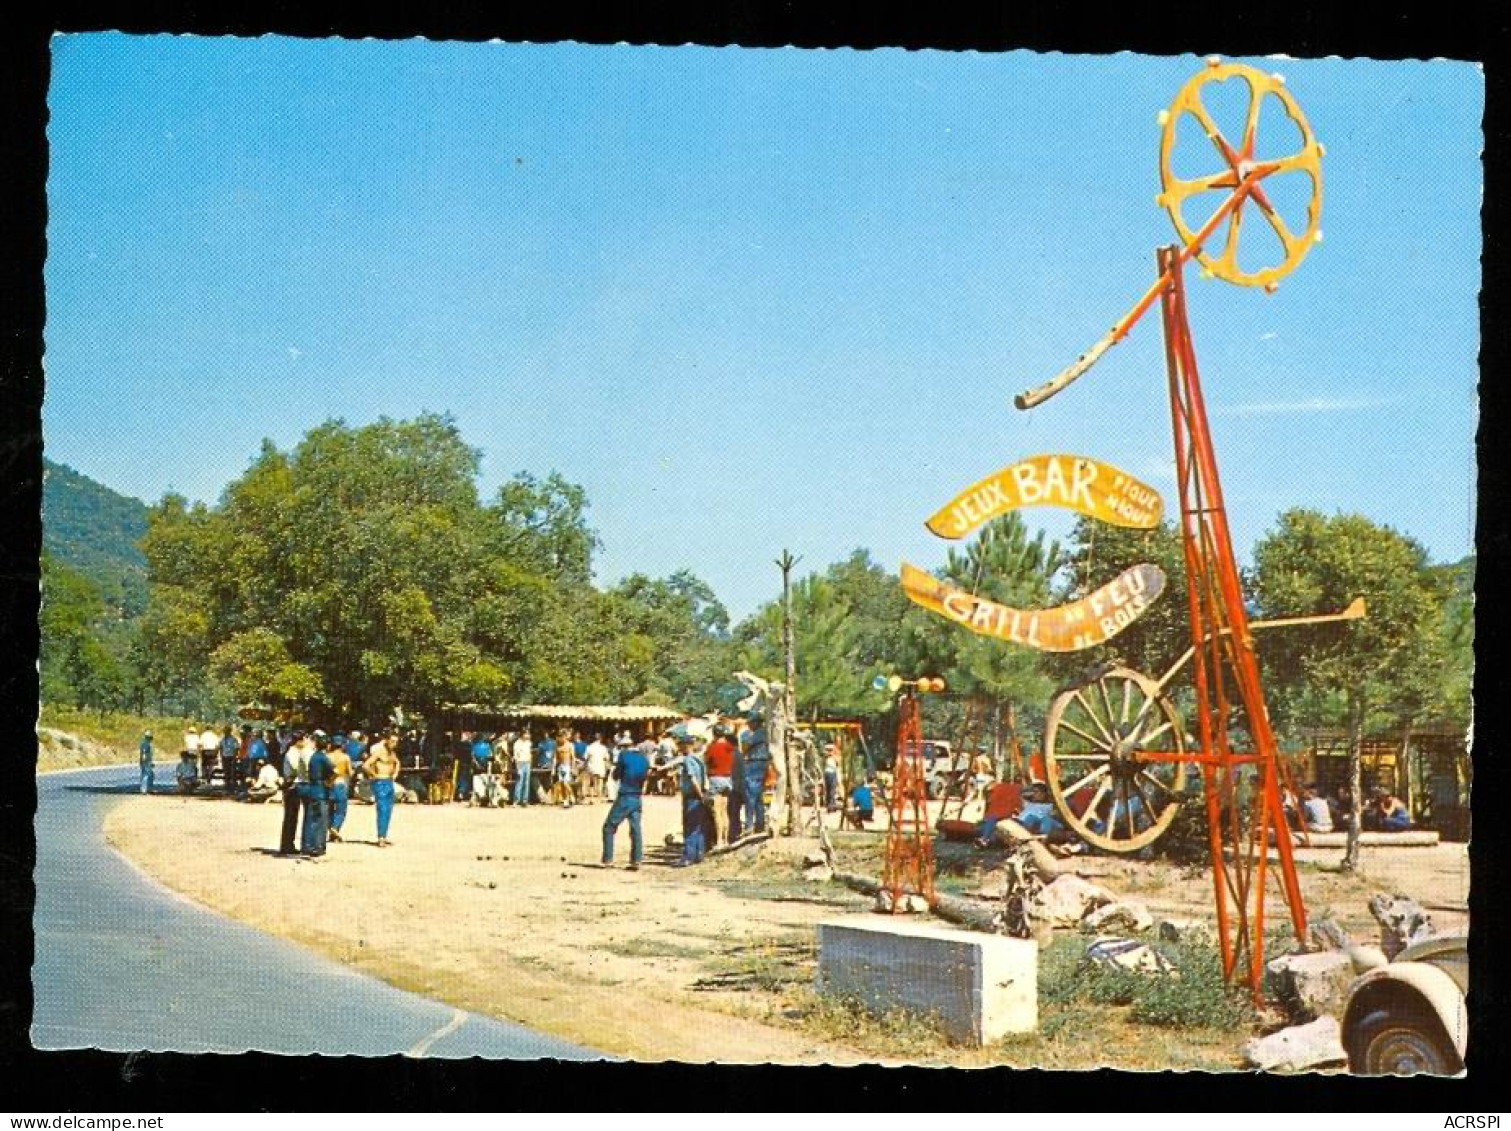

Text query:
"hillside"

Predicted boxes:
[[41, 457, 150, 615]]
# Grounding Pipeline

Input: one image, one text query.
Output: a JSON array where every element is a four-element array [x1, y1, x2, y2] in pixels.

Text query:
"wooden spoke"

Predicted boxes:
[[1137, 769, 1174, 798], [1257, 150, 1319, 178], [1218, 199, 1244, 271], [1096, 677, 1119, 739], [1164, 169, 1239, 203], [1072, 688, 1118, 748], [1184, 96, 1240, 171], [1082, 778, 1113, 823], [1057, 718, 1112, 752], [1045, 667, 1191, 854], [1133, 716, 1175, 747], [1241, 82, 1264, 157], [1257, 202, 1301, 257], [1064, 763, 1110, 798]]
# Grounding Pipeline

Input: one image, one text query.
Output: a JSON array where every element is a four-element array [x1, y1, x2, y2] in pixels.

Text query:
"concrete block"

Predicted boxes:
[[817, 915, 1037, 1044]]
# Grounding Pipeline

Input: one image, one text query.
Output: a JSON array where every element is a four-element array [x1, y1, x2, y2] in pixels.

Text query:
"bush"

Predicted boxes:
[[1153, 791, 1213, 864], [1040, 934, 1253, 1030], [796, 990, 951, 1052]]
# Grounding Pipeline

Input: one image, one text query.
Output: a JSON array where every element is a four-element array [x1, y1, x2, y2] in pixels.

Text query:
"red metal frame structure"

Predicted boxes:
[[1156, 243, 1307, 993], [881, 691, 936, 910]]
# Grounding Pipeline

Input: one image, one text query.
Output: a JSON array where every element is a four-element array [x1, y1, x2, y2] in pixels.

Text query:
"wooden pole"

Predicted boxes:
[[776, 550, 801, 836]]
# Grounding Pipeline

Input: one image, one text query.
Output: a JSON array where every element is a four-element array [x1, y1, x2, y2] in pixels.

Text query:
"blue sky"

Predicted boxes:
[[44, 36, 1481, 620]]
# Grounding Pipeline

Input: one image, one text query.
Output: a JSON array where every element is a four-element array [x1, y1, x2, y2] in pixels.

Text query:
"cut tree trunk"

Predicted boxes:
[[831, 870, 1000, 932], [1343, 696, 1364, 872]]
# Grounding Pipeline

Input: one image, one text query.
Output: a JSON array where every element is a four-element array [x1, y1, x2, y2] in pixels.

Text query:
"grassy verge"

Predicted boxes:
[[685, 835, 1252, 1069], [36, 703, 195, 772]]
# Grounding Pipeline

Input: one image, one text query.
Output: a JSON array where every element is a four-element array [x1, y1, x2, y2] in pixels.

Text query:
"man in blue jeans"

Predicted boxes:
[[673, 735, 709, 867], [739, 711, 771, 835], [511, 729, 534, 806], [138, 730, 154, 794], [978, 780, 1065, 846], [602, 740, 651, 870], [300, 733, 334, 857]]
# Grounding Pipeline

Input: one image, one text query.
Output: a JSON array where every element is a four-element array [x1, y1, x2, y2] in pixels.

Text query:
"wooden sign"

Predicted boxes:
[[925, 454, 1162, 539], [900, 561, 1167, 653]]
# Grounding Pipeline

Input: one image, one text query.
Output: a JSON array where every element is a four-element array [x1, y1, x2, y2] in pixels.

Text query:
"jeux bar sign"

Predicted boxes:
[[925, 454, 1162, 539]]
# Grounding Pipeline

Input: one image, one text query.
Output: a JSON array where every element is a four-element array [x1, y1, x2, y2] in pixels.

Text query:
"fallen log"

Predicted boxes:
[[707, 830, 775, 858], [831, 870, 1000, 933]]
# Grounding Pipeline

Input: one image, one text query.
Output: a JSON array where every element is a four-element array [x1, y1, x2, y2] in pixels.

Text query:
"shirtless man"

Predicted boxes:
[[366, 731, 401, 847]]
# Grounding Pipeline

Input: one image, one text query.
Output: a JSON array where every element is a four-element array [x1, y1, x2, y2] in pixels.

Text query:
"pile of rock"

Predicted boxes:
[[1241, 895, 1441, 1073]]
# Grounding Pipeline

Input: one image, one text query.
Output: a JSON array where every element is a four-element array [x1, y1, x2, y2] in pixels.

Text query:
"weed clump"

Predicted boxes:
[[1039, 934, 1252, 1030], [794, 990, 952, 1053]]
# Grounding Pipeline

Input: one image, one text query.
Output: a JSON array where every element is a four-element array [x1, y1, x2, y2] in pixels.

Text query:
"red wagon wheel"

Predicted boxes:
[[1157, 60, 1323, 290], [1043, 666, 1189, 853]]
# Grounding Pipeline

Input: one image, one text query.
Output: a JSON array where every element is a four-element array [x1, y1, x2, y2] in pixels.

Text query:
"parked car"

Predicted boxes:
[[914, 740, 970, 799], [1341, 933, 1467, 1075]]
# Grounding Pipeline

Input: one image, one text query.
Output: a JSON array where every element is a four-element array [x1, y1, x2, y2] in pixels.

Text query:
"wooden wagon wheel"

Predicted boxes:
[[1043, 666, 1188, 853], [1157, 60, 1323, 290]]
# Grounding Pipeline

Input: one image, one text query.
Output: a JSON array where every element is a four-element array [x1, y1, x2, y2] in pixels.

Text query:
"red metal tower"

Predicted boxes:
[[881, 690, 936, 910], [1158, 244, 1308, 992]]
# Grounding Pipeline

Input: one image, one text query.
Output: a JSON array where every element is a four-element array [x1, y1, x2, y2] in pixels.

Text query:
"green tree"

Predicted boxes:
[[140, 414, 611, 719], [208, 627, 326, 709], [40, 552, 133, 713], [487, 471, 600, 585], [1251, 510, 1449, 870], [1054, 516, 1191, 683], [906, 514, 1063, 760], [610, 570, 733, 710]]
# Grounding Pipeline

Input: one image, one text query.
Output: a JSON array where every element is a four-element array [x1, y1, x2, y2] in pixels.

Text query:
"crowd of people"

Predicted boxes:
[[133, 718, 1423, 872], [137, 710, 813, 867], [1284, 781, 1414, 835]]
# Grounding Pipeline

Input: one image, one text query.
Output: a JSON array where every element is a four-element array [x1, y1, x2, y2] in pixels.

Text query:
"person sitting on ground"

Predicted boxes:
[[175, 747, 199, 793], [846, 776, 876, 829], [1280, 784, 1302, 831], [977, 780, 1065, 847], [1374, 788, 1412, 832], [1300, 783, 1334, 833], [1330, 783, 1355, 831], [246, 756, 283, 803]]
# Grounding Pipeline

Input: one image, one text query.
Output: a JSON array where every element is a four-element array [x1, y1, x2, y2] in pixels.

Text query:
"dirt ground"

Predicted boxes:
[[102, 788, 1470, 1067], [103, 790, 877, 1063]]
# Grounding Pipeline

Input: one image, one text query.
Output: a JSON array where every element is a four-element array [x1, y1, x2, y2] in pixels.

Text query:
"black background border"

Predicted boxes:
[[1, 2, 1504, 1111]]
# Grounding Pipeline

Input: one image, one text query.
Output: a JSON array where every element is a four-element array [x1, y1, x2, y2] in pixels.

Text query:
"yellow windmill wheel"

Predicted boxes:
[[1157, 60, 1323, 290]]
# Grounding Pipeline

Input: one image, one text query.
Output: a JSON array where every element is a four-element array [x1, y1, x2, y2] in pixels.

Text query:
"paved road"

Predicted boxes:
[[31, 764, 603, 1059]]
